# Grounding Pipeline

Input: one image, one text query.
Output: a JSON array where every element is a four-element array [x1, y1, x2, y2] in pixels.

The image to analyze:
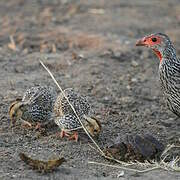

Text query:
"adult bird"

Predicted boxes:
[[136, 33, 180, 117]]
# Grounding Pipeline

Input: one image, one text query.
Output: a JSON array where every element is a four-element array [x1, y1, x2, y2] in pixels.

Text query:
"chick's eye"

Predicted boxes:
[[151, 37, 157, 42]]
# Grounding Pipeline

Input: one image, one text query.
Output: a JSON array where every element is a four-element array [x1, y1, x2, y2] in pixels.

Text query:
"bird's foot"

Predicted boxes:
[[68, 131, 78, 142], [60, 130, 70, 138], [58, 130, 78, 142]]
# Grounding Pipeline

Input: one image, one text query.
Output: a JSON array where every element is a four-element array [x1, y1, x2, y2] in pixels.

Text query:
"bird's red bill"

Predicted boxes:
[[136, 39, 147, 46]]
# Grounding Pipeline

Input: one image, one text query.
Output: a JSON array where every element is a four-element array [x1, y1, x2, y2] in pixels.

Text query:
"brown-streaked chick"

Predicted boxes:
[[54, 88, 101, 141], [9, 86, 57, 129]]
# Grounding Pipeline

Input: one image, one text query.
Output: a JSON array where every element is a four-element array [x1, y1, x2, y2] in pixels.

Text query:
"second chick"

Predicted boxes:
[[54, 88, 101, 141]]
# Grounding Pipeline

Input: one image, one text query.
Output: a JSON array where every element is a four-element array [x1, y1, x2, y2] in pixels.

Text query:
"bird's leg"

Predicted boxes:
[[68, 131, 78, 142], [57, 129, 70, 138], [57, 130, 78, 142]]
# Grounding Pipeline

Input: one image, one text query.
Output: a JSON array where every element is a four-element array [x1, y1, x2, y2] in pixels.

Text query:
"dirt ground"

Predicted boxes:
[[0, 0, 180, 179]]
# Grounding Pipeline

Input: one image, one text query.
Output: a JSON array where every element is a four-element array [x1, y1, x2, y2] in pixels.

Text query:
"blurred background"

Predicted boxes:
[[0, 0, 179, 53]]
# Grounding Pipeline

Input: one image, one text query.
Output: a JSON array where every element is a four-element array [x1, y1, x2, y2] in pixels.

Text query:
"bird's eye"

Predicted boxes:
[[151, 37, 157, 42]]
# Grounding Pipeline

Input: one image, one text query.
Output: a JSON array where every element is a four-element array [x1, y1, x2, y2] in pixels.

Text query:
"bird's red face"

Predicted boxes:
[[136, 35, 162, 47], [136, 34, 163, 61]]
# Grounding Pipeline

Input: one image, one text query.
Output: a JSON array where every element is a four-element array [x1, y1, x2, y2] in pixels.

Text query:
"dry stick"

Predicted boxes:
[[89, 144, 180, 173], [161, 144, 179, 158], [39, 60, 104, 155], [89, 156, 180, 173], [39, 60, 133, 166], [88, 142, 133, 166], [88, 161, 160, 173], [9, 35, 16, 47], [39, 60, 139, 167], [39, 60, 180, 172]]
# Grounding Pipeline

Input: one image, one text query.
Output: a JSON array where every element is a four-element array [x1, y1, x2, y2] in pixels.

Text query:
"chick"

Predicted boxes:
[[55, 114, 101, 141], [9, 86, 57, 129], [54, 88, 101, 141], [54, 88, 92, 118]]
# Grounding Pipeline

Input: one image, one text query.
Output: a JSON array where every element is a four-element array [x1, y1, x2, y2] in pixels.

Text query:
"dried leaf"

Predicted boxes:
[[19, 152, 66, 172]]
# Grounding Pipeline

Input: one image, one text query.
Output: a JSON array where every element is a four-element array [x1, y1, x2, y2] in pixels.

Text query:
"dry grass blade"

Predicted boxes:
[[39, 59, 141, 167], [39, 60, 104, 155], [159, 144, 180, 172], [160, 144, 179, 157], [39, 59, 180, 173], [8, 35, 18, 51], [88, 144, 180, 173], [88, 9, 105, 14], [88, 161, 160, 173], [87, 143, 132, 166], [39, 60, 134, 166]]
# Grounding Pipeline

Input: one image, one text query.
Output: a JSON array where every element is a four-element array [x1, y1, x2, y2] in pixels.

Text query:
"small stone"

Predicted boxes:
[[131, 60, 139, 67], [126, 85, 131, 90], [131, 78, 138, 83]]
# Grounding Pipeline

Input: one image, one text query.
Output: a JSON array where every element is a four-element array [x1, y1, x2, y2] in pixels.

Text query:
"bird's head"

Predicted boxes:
[[136, 33, 173, 61], [9, 100, 25, 125], [84, 116, 101, 137]]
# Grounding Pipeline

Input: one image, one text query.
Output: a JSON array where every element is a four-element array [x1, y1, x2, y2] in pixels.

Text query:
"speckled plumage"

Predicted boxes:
[[10, 86, 57, 124], [158, 36, 180, 116], [54, 88, 92, 131], [55, 114, 81, 131], [22, 86, 57, 122]]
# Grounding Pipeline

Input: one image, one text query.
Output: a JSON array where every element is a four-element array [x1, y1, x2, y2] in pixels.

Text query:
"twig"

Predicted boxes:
[[39, 60, 104, 155], [161, 144, 175, 157], [88, 9, 105, 14], [39, 59, 180, 173], [87, 143, 132, 166], [88, 143, 100, 153], [89, 144, 180, 173], [39, 59, 132, 166], [88, 161, 160, 173], [8, 35, 18, 51]]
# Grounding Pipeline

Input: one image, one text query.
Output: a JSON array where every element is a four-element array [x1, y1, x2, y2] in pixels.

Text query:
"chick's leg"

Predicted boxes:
[[68, 131, 78, 142], [58, 129, 70, 138]]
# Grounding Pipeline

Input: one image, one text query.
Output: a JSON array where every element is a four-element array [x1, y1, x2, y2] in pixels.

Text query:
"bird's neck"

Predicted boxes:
[[154, 45, 177, 63], [153, 49, 162, 62]]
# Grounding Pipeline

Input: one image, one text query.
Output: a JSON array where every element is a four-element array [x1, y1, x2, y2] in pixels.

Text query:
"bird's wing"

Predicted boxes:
[[55, 114, 81, 130]]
